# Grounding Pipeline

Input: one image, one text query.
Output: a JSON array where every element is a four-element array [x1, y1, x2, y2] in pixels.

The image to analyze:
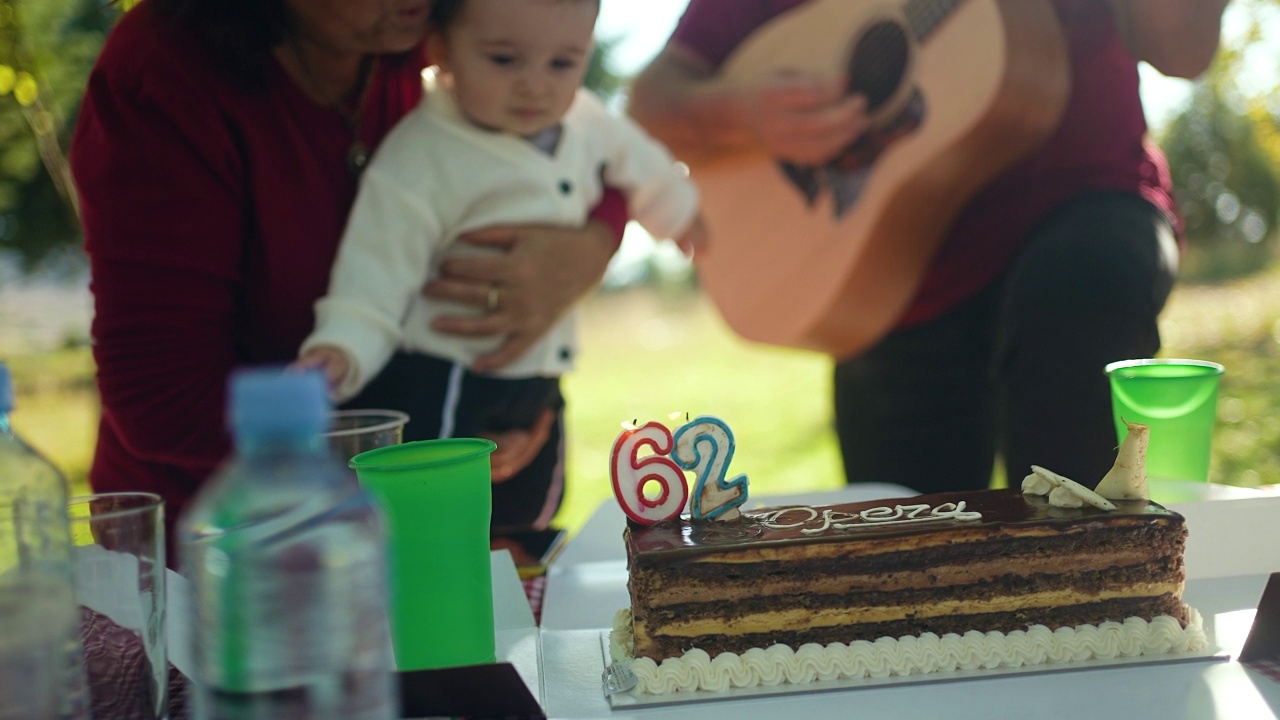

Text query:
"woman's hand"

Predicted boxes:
[[423, 219, 616, 372], [484, 408, 557, 483]]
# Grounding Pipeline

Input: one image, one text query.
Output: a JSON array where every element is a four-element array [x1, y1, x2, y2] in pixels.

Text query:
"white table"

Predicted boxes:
[[535, 485, 1280, 719]]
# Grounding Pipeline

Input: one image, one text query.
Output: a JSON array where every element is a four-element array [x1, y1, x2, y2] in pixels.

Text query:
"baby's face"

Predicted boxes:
[[434, 0, 597, 137]]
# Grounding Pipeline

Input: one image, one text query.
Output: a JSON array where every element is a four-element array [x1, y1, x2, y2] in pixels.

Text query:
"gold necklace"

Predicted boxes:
[[288, 39, 378, 177], [341, 56, 376, 177]]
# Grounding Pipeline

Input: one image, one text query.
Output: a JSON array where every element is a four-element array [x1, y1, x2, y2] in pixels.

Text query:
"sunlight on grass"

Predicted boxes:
[[6, 271, 1280, 539], [12, 390, 97, 498], [5, 349, 96, 497], [558, 287, 844, 534]]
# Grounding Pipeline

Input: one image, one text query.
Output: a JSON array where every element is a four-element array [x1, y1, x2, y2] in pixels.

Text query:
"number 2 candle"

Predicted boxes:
[[673, 415, 749, 521]]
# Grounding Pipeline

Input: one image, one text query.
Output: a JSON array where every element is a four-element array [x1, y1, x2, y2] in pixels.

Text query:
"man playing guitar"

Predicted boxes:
[[629, 0, 1228, 494]]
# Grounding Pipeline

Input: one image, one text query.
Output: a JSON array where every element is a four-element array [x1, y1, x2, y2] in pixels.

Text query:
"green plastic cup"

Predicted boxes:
[[1105, 358, 1224, 501], [349, 438, 497, 671]]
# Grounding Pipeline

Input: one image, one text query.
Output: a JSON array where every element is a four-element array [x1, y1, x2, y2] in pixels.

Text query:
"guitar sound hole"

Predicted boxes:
[[846, 20, 910, 113]]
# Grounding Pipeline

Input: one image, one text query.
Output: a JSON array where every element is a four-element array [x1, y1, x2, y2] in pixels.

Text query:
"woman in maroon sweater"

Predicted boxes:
[[70, 0, 626, 553]]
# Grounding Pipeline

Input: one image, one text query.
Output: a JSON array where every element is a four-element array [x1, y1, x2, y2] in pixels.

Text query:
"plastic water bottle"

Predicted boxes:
[[0, 362, 89, 720], [180, 368, 397, 720]]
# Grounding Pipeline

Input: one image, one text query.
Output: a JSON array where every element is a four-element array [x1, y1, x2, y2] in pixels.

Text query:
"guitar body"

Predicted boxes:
[[690, 0, 1070, 357]]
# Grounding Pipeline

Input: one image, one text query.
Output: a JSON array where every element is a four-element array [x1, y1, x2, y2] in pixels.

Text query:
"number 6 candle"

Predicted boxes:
[[609, 421, 689, 525]]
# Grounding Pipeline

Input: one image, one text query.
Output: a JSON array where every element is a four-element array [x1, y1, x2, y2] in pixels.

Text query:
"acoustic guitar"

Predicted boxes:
[[689, 0, 1070, 357]]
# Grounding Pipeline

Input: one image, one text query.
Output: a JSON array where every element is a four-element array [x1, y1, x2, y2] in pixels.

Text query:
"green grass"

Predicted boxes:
[[558, 268, 1280, 533], [7, 268, 1280, 537], [5, 347, 98, 498], [559, 286, 844, 534], [1161, 265, 1280, 486]]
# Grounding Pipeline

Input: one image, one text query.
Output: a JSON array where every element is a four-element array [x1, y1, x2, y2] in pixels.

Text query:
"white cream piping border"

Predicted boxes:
[[610, 606, 1207, 695]]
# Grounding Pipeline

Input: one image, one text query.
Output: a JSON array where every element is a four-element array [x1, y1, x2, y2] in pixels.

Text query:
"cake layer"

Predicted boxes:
[[633, 593, 1190, 660], [639, 572, 1184, 634], [625, 492, 1183, 563], [630, 524, 1182, 606], [624, 489, 1189, 663]]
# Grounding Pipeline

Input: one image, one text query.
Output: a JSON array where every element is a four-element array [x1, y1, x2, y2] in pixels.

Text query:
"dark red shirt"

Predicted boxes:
[[670, 0, 1178, 328], [71, 0, 626, 547]]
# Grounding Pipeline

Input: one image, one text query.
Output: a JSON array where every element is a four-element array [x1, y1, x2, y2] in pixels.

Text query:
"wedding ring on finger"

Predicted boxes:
[[486, 285, 500, 312]]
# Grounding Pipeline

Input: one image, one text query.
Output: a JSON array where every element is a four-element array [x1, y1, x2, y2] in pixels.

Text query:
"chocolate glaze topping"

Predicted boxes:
[[626, 488, 1181, 560]]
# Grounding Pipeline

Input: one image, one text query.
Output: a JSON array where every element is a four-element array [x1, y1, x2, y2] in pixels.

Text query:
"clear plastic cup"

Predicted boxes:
[[1105, 358, 1224, 502], [323, 409, 410, 462], [68, 492, 167, 720], [349, 438, 497, 671]]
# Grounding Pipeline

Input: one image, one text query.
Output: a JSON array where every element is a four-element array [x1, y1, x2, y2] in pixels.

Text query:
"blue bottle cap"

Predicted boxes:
[[227, 366, 331, 439], [0, 362, 12, 414]]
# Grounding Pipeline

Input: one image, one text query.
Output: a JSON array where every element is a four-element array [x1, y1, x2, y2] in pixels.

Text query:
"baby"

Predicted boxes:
[[297, 0, 702, 532]]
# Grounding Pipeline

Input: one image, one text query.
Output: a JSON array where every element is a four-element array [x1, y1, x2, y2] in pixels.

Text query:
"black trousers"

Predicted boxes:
[[834, 192, 1179, 494], [344, 352, 564, 533]]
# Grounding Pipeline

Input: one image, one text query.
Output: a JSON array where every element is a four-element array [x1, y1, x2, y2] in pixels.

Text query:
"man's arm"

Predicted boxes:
[[1106, 0, 1230, 79], [629, 43, 868, 166], [629, 44, 754, 163]]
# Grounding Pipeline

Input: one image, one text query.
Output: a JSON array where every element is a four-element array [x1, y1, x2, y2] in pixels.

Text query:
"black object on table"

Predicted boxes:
[[399, 662, 545, 719]]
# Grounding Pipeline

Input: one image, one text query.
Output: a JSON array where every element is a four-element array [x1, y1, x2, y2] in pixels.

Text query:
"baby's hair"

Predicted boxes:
[[430, 0, 600, 32]]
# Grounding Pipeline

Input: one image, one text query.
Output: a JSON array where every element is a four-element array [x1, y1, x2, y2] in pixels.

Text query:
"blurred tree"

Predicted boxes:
[[1158, 0, 1280, 281], [584, 35, 625, 102], [0, 0, 122, 270], [0, 7, 625, 271]]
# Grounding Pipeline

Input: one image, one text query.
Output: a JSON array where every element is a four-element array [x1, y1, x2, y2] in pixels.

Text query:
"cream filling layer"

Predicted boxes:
[[610, 606, 1208, 695], [639, 548, 1165, 606], [650, 581, 1183, 636]]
